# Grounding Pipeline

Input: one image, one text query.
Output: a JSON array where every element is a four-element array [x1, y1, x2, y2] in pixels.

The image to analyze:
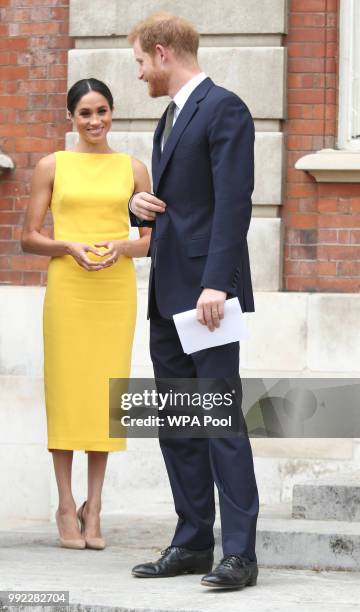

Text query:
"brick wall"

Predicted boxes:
[[284, 0, 360, 292], [1, 0, 359, 292], [0, 0, 73, 286]]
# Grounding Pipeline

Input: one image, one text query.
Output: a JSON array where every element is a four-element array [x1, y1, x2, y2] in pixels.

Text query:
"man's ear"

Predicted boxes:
[[155, 43, 167, 63]]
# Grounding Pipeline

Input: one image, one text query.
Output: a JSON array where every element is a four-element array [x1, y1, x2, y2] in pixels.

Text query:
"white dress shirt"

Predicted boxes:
[[161, 72, 207, 150]]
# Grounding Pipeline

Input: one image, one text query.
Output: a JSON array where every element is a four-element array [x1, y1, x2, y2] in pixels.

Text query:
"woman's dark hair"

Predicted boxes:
[[67, 78, 114, 114]]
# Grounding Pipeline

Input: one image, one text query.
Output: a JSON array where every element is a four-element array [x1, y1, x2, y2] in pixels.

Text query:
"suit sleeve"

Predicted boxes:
[[129, 208, 154, 229], [201, 94, 254, 294]]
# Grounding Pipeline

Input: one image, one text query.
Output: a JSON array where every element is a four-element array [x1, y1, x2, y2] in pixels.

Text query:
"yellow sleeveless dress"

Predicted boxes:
[[43, 151, 137, 451]]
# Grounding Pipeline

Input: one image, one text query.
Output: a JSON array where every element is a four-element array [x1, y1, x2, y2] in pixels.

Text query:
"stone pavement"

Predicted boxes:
[[1, 513, 360, 612]]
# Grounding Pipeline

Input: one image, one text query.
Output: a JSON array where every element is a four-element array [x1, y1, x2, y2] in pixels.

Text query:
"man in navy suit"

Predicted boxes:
[[128, 13, 259, 589]]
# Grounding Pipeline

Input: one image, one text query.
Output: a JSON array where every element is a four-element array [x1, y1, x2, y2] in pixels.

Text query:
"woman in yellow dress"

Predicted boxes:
[[21, 78, 152, 550]]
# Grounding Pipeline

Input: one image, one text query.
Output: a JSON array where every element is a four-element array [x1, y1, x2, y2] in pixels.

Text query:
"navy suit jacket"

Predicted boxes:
[[130, 77, 255, 319]]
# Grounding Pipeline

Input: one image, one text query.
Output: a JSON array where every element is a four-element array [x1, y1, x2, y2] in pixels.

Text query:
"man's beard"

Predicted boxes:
[[147, 70, 169, 98]]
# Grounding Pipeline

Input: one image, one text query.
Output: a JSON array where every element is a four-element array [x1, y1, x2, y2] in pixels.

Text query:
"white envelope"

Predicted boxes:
[[173, 297, 250, 354]]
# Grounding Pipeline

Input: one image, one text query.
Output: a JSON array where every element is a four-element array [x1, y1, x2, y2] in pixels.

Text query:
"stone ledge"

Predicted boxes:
[[0, 151, 15, 176], [69, 0, 287, 37], [68, 47, 286, 119], [295, 148, 360, 183]]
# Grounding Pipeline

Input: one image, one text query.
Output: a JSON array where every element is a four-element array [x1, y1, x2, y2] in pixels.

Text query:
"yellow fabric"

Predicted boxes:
[[43, 151, 136, 451]]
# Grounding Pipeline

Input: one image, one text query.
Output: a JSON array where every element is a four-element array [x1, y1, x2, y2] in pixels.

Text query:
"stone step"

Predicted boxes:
[[256, 511, 360, 571], [292, 477, 360, 522], [2, 504, 360, 571]]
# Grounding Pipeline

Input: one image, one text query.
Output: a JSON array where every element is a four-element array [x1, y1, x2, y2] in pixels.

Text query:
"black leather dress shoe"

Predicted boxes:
[[201, 554, 258, 589], [132, 546, 214, 578]]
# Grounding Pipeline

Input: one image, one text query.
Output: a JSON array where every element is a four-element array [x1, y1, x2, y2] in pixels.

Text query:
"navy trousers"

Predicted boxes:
[[149, 294, 259, 560]]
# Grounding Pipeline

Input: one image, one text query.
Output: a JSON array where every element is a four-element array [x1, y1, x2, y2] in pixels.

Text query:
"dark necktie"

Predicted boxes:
[[162, 101, 176, 148]]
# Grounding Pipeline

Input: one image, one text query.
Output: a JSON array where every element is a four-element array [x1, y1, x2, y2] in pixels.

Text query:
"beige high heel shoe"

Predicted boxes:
[[77, 501, 106, 550], [55, 510, 85, 550]]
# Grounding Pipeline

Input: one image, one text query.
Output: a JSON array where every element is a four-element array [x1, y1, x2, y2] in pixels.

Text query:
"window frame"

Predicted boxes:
[[338, 0, 360, 151]]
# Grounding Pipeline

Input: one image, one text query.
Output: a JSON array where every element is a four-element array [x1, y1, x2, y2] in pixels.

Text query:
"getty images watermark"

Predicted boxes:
[[109, 378, 360, 439]]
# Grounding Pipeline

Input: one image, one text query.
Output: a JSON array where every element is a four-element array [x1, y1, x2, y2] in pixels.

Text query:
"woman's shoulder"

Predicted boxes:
[[35, 153, 56, 178], [130, 156, 148, 174]]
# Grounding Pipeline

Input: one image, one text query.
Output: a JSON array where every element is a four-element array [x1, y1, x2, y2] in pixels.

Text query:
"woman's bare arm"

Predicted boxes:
[[22, 154, 108, 270], [96, 157, 152, 261]]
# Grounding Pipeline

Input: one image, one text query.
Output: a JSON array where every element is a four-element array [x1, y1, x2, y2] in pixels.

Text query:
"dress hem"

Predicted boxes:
[[47, 439, 126, 452]]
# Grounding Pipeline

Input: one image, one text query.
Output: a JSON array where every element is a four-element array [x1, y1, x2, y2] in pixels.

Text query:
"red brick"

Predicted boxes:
[[15, 138, 53, 153], [338, 230, 350, 244], [19, 22, 60, 36], [289, 13, 326, 27], [286, 214, 317, 229], [0, 95, 28, 108], [291, 0, 326, 10], [51, 6, 68, 20], [319, 183, 360, 197], [288, 43, 325, 58], [48, 35, 72, 49], [23, 270, 42, 285], [46, 93, 67, 108], [318, 245, 360, 260], [285, 276, 319, 291], [29, 66, 47, 79], [325, 89, 336, 104], [27, 124, 48, 137], [47, 63, 67, 78], [0, 211, 23, 225], [318, 215, 360, 229], [287, 119, 324, 135], [287, 183, 317, 198], [0, 197, 14, 210], [18, 79, 59, 94], [0, 227, 12, 240], [289, 28, 326, 43], [0, 50, 16, 64], [1, 8, 31, 21], [0, 37, 27, 50], [290, 245, 317, 259], [318, 229, 338, 244], [288, 89, 325, 104], [318, 198, 338, 212], [350, 231, 360, 245], [11, 254, 49, 271], [337, 199, 352, 214], [317, 277, 360, 292], [0, 182, 27, 197], [318, 261, 337, 275], [0, 256, 11, 269], [30, 6, 53, 20], [298, 198, 317, 213], [337, 261, 360, 277], [287, 134, 315, 150], [285, 260, 315, 276], [0, 241, 19, 254], [0, 270, 22, 284], [10, 152, 29, 168], [28, 94, 48, 109], [288, 58, 325, 73], [0, 123, 27, 136], [351, 199, 360, 213]]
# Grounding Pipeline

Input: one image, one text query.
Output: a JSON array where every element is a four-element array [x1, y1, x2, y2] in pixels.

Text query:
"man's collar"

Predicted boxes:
[[173, 72, 207, 111]]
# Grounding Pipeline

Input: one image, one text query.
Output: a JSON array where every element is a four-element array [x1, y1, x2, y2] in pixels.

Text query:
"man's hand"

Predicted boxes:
[[196, 288, 227, 332], [130, 192, 166, 221]]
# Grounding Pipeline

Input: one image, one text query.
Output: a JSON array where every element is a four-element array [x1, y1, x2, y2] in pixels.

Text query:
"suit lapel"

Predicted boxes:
[[153, 77, 214, 193]]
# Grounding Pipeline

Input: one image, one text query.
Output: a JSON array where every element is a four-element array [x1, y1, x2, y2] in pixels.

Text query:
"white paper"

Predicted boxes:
[[173, 297, 249, 354]]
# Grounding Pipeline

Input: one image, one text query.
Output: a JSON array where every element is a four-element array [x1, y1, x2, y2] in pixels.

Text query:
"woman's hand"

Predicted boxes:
[[94, 240, 123, 268], [66, 242, 107, 271]]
